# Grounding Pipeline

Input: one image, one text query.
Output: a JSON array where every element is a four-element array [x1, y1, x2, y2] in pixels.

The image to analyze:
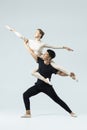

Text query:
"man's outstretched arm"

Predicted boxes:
[[51, 62, 78, 81], [57, 70, 77, 81], [23, 38, 38, 62]]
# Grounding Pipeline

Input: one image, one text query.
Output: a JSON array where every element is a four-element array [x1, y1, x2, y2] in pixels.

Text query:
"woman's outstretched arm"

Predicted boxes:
[[43, 44, 74, 51]]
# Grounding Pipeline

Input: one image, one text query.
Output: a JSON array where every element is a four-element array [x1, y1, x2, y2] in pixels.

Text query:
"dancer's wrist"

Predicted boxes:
[[63, 46, 65, 49]]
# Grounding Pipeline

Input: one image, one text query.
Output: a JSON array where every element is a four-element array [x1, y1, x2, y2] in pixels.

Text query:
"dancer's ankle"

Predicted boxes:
[[26, 110, 31, 115]]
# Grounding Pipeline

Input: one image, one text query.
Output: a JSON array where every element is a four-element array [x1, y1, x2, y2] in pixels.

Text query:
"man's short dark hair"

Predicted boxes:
[[47, 49, 56, 59], [37, 29, 45, 38]]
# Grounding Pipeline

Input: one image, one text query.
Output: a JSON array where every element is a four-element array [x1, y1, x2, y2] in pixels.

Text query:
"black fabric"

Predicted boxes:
[[23, 57, 72, 114], [23, 83, 72, 113], [36, 57, 58, 84]]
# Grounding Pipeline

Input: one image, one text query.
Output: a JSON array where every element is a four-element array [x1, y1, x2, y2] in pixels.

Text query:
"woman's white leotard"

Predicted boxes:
[[29, 39, 45, 56], [28, 39, 61, 56]]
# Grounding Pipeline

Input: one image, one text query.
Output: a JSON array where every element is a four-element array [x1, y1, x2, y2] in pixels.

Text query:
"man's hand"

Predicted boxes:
[[63, 46, 74, 51], [70, 72, 76, 80], [70, 72, 78, 82]]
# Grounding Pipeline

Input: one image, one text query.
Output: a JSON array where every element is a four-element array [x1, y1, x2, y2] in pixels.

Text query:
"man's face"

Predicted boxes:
[[43, 52, 51, 60], [34, 30, 41, 39]]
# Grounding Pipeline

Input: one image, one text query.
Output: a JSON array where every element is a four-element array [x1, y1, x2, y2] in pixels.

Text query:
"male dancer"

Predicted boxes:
[[22, 39, 77, 118]]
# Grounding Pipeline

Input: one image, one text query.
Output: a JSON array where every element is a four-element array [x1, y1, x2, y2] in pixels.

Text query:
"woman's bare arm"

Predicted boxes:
[[43, 44, 74, 51]]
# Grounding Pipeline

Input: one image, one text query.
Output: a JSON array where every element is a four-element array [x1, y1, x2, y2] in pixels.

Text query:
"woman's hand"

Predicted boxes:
[[63, 46, 74, 51]]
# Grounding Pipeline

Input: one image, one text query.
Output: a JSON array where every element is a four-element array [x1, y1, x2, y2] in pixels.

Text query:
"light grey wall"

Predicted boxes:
[[0, 0, 87, 114]]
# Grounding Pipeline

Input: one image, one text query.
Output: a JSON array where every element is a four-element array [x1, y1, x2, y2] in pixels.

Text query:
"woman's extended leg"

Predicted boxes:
[[32, 67, 52, 85]]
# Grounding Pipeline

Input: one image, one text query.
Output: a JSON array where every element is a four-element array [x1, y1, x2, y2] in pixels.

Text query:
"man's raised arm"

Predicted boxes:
[[23, 38, 38, 62]]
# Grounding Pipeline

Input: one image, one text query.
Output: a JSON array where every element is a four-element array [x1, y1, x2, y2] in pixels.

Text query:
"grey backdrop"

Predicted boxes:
[[0, 0, 87, 115]]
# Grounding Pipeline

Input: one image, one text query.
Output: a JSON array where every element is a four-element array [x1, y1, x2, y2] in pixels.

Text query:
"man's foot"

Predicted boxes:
[[21, 114, 31, 118], [70, 112, 77, 117], [21, 110, 31, 118]]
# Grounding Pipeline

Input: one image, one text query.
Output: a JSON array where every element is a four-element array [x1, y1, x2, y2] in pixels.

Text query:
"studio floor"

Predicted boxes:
[[0, 112, 87, 130]]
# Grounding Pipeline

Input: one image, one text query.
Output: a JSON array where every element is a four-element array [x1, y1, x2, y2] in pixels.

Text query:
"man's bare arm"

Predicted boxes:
[[57, 70, 77, 80], [51, 62, 70, 75], [57, 71, 69, 76]]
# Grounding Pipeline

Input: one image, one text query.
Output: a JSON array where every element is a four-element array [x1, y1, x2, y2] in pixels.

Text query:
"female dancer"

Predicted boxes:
[[23, 29, 75, 84], [6, 25, 75, 84]]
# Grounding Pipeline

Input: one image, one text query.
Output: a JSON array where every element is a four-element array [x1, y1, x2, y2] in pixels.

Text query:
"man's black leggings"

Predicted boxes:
[[23, 83, 72, 114]]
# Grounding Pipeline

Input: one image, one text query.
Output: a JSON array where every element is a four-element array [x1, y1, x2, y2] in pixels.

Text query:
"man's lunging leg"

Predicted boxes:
[[42, 85, 76, 117], [22, 85, 40, 117]]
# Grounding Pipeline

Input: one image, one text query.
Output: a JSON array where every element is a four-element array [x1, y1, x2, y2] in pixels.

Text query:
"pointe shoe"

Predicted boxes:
[[46, 78, 52, 85], [5, 25, 15, 31], [70, 112, 77, 118], [5, 25, 24, 40]]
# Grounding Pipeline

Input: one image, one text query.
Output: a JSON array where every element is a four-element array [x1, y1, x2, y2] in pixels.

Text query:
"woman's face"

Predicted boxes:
[[34, 30, 41, 39]]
